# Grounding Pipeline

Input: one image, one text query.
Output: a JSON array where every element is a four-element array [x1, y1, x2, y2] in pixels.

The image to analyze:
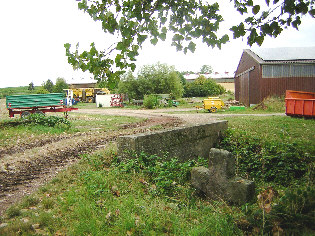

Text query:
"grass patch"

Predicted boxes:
[[0, 113, 143, 148], [5, 206, 21, 219], [55, 152, 241, 235], [73, 102, 99, 109], [20, 195, 40, 209]]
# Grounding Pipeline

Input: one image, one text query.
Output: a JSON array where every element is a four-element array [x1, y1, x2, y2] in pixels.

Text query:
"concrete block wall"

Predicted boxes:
[[117, 120, 228, 161]]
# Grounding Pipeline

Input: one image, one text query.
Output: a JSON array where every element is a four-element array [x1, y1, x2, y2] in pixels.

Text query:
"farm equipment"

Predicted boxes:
[[71, 88, 110, 103], [199, 97, 225, 113], [285, 90, 315, 118], [6, 93, 78, 118]]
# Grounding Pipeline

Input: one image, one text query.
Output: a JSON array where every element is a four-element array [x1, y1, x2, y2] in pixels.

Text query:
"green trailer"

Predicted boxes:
[[6, 93, 78, 118]]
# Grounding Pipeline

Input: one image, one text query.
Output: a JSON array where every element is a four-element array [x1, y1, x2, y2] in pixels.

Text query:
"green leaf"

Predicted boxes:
[[150, 38, 158, 45], [115, 54, 123, 64], [292, 17, 301, 29], [247, 0, 254, 7], [159, 33, 167, 41], [172, 34, 185, 42], [309, 9, 315, 17], [220, 34, 229, 44], [137, 34, 148, 44], [230, 22, 246, 39], [129, 63, 136, 71], [252, 5, 260, 15], [187, 41, 196, 53], [161, 16, 167, 24], [116, 42, 124, 50], [64, 43, 71, 50]]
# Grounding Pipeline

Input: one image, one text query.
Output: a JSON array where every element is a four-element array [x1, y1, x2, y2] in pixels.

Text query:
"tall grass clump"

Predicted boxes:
[[218, 116, 315, 234], [252, 96, 285, 113], [113, 152, 208, 196], [219, 116, 314, 185]]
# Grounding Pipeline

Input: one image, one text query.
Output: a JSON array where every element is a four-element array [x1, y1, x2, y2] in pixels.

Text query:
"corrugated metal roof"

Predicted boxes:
[[250, 47, 315, 61]]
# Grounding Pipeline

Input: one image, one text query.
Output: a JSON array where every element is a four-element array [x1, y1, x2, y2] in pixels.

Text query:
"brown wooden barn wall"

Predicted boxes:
[[234, 51, 261, 106], [260, 77, 315, 99]]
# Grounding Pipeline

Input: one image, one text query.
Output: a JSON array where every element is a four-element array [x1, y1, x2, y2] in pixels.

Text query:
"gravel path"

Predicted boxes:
[[74, 108, 285, 125]]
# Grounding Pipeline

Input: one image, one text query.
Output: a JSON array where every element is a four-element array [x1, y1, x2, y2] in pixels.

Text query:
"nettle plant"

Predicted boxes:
[[113, 152, 208, 196], [22, 114, 71, 128]]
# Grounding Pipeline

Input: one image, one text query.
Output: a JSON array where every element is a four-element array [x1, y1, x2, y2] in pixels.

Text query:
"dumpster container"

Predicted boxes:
[[285, 90, 315, 118], [203, 97, 224, 113]]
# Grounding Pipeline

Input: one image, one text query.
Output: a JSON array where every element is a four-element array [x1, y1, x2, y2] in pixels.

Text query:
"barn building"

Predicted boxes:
[[234, 47, 315, 106]]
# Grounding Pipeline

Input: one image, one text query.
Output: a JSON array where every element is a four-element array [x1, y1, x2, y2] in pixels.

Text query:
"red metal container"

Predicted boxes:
[[285, 90, 315, 117]]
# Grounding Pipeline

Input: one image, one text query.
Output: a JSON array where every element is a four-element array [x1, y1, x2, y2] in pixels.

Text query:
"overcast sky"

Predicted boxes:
[[0, 1, 314, 88]]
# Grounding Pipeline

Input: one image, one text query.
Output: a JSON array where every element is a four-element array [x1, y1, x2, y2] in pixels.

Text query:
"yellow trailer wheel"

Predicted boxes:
[[209, 107, 217, 113]]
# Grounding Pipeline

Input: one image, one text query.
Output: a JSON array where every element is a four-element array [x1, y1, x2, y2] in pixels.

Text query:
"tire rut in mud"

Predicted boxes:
[[0, 133, 84, 158], [0, 133, 118, 195]]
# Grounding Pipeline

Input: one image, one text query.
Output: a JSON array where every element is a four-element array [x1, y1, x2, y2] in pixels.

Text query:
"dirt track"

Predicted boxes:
[[74, 108, 285, 124]]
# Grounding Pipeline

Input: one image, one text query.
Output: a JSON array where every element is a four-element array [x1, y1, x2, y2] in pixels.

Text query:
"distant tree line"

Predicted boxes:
[[36, 78, 69, 94]]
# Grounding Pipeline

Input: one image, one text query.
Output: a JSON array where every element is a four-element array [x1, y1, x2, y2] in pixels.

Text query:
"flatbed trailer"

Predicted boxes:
[[6, 93, 78, 118]]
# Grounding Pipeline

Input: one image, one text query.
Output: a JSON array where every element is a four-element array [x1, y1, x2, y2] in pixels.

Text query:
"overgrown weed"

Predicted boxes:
[[218, 115, 315, 234], [252, 96, 285, 112]]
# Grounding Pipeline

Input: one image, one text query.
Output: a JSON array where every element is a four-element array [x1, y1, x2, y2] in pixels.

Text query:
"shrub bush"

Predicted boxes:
[[118, 63, 184, 100], [143, 95, 159, 109], [184, 75, 225, 97], [22, 114, 70, 127]]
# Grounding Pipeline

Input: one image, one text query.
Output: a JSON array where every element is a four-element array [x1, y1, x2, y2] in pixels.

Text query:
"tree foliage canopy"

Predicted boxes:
[[28, 82, 34, 91], [42, 79, 54, 93], [66, 0, 314, 86], [118, 63, 184, 100], [53, 78, 69, 93], [200, 65, 213, 74], [184, 75, 225, 97]]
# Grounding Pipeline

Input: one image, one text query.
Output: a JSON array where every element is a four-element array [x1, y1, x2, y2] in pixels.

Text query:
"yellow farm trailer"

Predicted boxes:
[[70, 88, 110, 103]]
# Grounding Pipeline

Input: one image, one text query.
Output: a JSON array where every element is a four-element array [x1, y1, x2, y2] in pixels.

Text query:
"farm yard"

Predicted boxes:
[[0, 96, 314, 235]]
